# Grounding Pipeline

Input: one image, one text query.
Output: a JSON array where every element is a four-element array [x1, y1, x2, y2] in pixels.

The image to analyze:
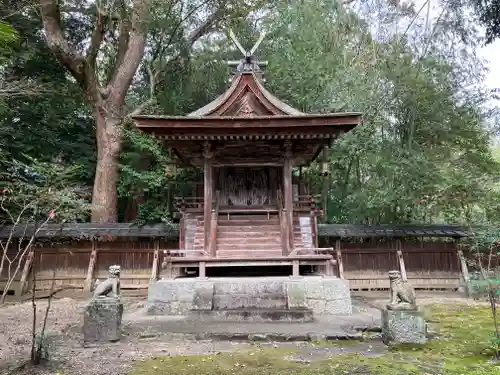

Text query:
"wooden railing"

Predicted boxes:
[[277, 189, 288, 256], [174, 196, 204, 211], [208, 190, 220, 257], [293, 194, 322, 211]]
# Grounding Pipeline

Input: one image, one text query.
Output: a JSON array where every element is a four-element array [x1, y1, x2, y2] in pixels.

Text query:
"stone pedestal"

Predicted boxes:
[[381, 309, 427, 345], [83, 297, 123, 343], [148, 276, 352, 316]]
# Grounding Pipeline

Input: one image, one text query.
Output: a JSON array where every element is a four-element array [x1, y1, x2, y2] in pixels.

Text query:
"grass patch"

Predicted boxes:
[[129, 305, 500, 375]]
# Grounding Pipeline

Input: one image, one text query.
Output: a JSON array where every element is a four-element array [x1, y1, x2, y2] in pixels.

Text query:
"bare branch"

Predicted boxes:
[[107, 0, 150, 104], [107, 1, 131, 87], [129, 0, 226, 116], [39, 0, 86, 86], [86, 7, 108, 71], [187, 6, 225, 46]]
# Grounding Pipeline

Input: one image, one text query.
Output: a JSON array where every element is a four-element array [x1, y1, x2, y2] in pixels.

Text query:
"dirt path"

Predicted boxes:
[[0, 290, 484, 375]]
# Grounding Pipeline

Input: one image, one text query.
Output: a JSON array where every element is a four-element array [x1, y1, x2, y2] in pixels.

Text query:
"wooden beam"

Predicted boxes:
[[335, 239, 344, 279], [16, 248, 35, 296], [162, 252, 173, 279], [212, 162, 284, 167], [199, 261, 206, 278], [396, 239, 407, 281], [283, 141, 294, 253], [203, 142, 213, 252], [83, 240, 97, 292], [209, 210, 218, 257], [150, 240, 160, 283], [321, 145, 329, 219], [292, 259, 300, 277], [179, 215, 185, 249]]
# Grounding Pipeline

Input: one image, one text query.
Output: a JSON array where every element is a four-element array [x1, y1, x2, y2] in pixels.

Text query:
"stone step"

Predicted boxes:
[[187, 308, 314, 322]]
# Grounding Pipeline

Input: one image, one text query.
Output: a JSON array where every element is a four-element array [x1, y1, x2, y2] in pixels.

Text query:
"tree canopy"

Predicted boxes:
[[0, 0, 498, 228]]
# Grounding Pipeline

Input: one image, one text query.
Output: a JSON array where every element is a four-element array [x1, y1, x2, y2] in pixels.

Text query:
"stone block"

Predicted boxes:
[[192, 282, 214, 310], [303, 278, 325, 300], [213, 277, 285, 295], [306, 299, 326, 314], [325, 299, 352, 315], [286, 281, 307, 309], [147, 279, 214, 315], [322, 278, 351, 301], [381, 309, 427, 345], [212, 294, 287, 309], [83, 297, 123, 343]]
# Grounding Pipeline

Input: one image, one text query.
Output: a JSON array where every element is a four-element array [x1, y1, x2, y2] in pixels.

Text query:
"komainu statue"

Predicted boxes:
[[386, 270, 417, 310], [93, 265, 121, 299]]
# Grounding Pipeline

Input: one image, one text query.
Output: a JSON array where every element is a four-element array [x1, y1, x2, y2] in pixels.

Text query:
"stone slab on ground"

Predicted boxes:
[[83, 297, 123, 343], [125, 300, 379, 341], [148, 276, 352, 317], [187, 308, 315, 322], [381, 309, 427, 345]]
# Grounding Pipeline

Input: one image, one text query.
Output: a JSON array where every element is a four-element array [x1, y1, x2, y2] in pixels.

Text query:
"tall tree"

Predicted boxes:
[[38, 0, 260, 222], [469, 0, 500, 43]]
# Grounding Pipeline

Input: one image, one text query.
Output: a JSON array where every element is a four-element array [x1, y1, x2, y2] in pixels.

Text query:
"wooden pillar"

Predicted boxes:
[[335, 238, 344, 279], [396, 239, 408, 281], [83, 240, 98, 292], [199, 261, 206, 278], [292, 259, 300, 277], [321, 145, 329, 219], [179, 214, 185, 250], [203, 142, 213, 253], [150, 239, 160, 283], [283, 141, 294, 253], [456, 238, 470, 291]]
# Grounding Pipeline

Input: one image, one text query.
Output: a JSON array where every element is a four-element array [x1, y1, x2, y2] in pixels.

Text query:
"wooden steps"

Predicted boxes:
[[215, 214, 282, 258], [184, 213, 316, 260]]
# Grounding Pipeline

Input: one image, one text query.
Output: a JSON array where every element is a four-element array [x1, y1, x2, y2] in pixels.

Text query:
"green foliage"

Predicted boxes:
[[0, 157, 90, 223], [0, 21, 17, 44], [0, 0, 498, 227], [255, 0, 500, 225], [118, 128, 199, 223], [129, 305, 500, 375], [33, 333, 54, 362], [470, 0, 500, 43]]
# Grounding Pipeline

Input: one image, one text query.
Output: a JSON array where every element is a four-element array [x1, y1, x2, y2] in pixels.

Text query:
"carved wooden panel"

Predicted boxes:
[[217, 167, 274, 206]]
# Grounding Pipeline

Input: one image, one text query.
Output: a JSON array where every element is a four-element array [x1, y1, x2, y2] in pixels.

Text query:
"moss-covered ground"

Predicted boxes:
[[129, 304, 500, 375]]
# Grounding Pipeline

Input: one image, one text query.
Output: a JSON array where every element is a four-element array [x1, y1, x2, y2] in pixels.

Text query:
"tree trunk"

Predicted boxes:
[[91, 105, 122, 223]]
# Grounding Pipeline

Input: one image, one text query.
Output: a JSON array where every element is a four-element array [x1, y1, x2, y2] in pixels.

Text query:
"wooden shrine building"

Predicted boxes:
[[133, 35, 362, 278]]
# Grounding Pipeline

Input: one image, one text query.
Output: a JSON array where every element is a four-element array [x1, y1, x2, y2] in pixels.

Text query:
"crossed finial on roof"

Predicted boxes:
[[227, 29, 268, 74]]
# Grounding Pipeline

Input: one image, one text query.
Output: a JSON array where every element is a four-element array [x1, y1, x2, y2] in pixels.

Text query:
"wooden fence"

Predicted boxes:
[[0, 239, 178, 294], [332, 239, 463, 290], [1, 238, 467, 294]]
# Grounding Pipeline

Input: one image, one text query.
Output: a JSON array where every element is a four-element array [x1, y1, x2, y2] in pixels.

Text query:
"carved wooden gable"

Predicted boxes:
[[188, 72, 304, 118]]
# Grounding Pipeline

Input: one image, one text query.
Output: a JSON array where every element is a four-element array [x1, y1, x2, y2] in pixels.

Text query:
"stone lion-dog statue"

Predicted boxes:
[[92, 265, 121, 299], [386, 270, 417, 311]]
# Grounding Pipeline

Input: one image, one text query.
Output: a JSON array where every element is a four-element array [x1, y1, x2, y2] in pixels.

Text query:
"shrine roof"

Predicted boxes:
[[133, 31, 362, 146], [186, 71, 304, 117], [132, 72, 362, 134]]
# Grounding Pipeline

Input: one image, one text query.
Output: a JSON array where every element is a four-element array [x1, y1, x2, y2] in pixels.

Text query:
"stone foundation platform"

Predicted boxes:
[[147, 276, 352, 317]]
